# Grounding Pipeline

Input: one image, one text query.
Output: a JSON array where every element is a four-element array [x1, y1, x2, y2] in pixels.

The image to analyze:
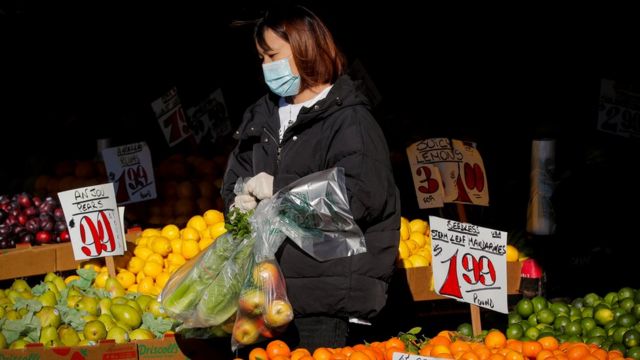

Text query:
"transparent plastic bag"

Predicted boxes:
[[230, 167, 366, 350]]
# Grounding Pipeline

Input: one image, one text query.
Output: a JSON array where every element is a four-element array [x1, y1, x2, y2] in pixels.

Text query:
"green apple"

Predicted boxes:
[[83, 320, 107, 341]]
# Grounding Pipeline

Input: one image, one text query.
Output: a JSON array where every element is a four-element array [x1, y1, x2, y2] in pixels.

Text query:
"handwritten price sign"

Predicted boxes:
[[58, 184, 125, 261], [102, 142, 157, 205], [151, 87, 191, 147], [429, 216, 508, 314]]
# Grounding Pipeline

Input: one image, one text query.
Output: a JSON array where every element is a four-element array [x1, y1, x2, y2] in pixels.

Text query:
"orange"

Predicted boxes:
[[488, 354, 506, 360], [536, 350, 554, 360], [385, 337, 406, 352], [474, 347, 492, 360], [504, 350, 524, 360], [266, 340, 291, 359], [350, 351, 373, 360], [432, 345, 453, 357], [450, 340, 472, 355], [291, 348, 312, 360], [431, 335, 453, 346], [590, 349, 607, 360], [522, 341, 543, 358], [248, 347, 268, 360], [506, 339, 523, 353], [460, 351, 480, 360], [484, 331, 507, 349], [537, 336, 559, 351], [312, 347, 333, 360], [386, 347, 404, 360], [419, 345, 433, 356], [566, 345, 590, 360]]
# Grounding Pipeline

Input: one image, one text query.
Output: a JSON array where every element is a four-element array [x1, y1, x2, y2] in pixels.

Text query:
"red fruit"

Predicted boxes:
[[35, 231, 52, 244], [59, 230, 70, 242], [17, 193, 32, 208]]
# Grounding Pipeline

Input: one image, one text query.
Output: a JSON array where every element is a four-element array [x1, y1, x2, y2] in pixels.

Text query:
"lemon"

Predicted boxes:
[[127, 284, 138, 293], [186, 215, 207, 232], [136, 236, 150, 248], [141, 228, 162, 238], [199, 237, 215, 251], [136, 271, 146, 284], [506, 245, 519, 262], [94, 272, 109, 288], [182, 239, 200, 259], [397, 258, 413, 268], [414, 247, 432, 261], [409, 232, 427, 248], [133, 246, 154, 261], [116, 271, 136, 289], [404, 239, 418, 253], [127, 257, 145, 274], [170, 238, 183, 255], [409, 219, 428, 234], [203, 209, 224, 225], [408, 254, 430, 267], [137, 277, 156, 296], [208, 222, 227, 240], [146, 253, 164, 266], [398, 241, 410, 260], [166, 253, 186, 267], [150, 236, 171, 256], [143, 261, 163, 278], [400, 217, 410, 241], [155, 272, 171, 289], [161, 224, 180, 240], [181, 227, 200, 242]]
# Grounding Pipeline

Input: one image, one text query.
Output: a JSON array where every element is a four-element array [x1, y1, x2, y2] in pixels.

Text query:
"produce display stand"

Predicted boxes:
[[0, 242, 82, 281]]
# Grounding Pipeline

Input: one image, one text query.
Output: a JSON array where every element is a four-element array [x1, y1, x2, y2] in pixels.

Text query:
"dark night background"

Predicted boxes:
[[1, 2, 639, 299]]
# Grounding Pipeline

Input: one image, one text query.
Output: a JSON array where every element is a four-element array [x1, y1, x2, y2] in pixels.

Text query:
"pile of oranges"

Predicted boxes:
[[240, 330, 631, 360]]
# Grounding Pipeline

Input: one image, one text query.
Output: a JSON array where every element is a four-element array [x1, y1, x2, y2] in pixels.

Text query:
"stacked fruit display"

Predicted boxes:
[[0, 193, 69, 249], [397, 217, 433, 268], [0, 271, 174, 350], [508, 287, 640, 356], [98, 210, 227, 296]]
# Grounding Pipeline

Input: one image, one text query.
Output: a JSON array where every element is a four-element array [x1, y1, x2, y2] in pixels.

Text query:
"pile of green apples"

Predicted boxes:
[[0, 270, 176, 350]]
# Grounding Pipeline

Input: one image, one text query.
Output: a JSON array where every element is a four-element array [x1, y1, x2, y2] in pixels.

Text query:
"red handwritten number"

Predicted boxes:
[[461, 254, 496, 286], [79, 211, 117, 257], [416, 166, 439, 194], [163, 109, 187, 144], [114, 171, 130, 203], [126, 165, 148, 191], [463, 163, 485, 192], [439, 250, 463, 298]]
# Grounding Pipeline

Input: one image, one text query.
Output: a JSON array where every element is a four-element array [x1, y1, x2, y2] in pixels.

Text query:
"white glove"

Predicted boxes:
[[245, 172, 274, 200], [233, 194, 257, 211]]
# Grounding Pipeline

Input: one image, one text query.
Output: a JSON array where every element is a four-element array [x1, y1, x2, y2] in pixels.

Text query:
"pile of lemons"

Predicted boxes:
[[397, 217, 432, 269], [92, 209, 227, 297]]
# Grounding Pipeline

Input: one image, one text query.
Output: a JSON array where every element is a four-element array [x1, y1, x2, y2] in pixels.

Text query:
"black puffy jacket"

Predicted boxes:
[[222, 75, 400, 319]]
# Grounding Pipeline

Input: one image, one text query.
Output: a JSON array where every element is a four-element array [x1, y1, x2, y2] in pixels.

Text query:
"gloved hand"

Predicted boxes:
[[245, 172, 274, 200], [233, 194, 257, 211]]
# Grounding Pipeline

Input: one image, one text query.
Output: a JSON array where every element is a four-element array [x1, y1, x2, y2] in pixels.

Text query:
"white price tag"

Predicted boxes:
[[102, 142, 157, 205]]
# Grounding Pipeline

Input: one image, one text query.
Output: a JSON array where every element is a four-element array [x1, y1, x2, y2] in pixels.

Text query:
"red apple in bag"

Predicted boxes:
[[264, 299, 293, 328], [232, 317, 260, 345], [238, 288, 266, 316]]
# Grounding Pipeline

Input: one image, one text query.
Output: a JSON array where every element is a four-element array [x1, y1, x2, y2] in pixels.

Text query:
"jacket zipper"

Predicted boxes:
[[263, 128, 281, 167]]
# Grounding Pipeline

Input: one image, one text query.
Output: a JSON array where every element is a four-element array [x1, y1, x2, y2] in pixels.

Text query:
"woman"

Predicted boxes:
[[222, 5, 400, 350]]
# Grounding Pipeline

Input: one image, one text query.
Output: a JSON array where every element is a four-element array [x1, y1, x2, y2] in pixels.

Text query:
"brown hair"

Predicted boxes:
[[254, 5, 346, 91]]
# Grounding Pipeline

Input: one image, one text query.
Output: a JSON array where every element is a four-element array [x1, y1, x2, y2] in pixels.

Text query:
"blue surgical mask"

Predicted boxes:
[[262, 58, 301, 97]]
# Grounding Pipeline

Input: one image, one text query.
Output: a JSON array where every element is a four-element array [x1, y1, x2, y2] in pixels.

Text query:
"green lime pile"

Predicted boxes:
[[506, 287, 640, 358]]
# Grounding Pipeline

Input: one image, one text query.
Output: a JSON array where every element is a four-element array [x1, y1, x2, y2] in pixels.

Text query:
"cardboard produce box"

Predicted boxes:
[[404, 261, 522, 301], [135, 334, 188, 360], [0, 243, 82, 281], [0, 341, 137, 360]]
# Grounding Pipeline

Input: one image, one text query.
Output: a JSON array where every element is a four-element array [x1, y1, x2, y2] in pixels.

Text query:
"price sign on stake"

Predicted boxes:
[[429, 216, 508, 314], [58, 184, 126, 264], [102, 142, 157, 204]]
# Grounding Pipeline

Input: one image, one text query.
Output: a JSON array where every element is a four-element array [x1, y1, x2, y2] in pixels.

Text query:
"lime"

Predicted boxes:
[[584, 293, 602, 307], [554, 315, 571, 331], [539, 331, 555, 339], [609, 342, 627, 354], [634, 304, 640, 319], [613, 326, 629, 343], [520, 336, 533, 342], [506, 324, 524, 339], [606, 321, 619, 333], [566, 335, 582, 343], [508, 312, 522, 325], [525, 326, 540, 340], [627, 346, 640, 360], [586, 336, 606, 346], [605, 292, 620, 306], [570, 306, 582, 318], [532, 296, 548, 312], [601, 339, 612, 351], [619, 287, 636, 301], [528, 313, 538, 326], [537, 309, 556, 325], [520, 321, 531, 331], [636, 322, 640, 333], [621, 298, 636, 313], [581, 318, 597, 333], [635, 290, 640, 303], [550, 302, 571, 316], [588, 326, 607, 338], [556, 334, 569, 344], [572, 297, 585, 309], [582, 307, 594, 318], [536, 323, 554, 332], [618, 313, 638, 328], [595, 302, 611, 311], [565, 320, 583, 336], [595, 308, 615, 326], [516, 298, 534, 318], [613, 307, 628, 320], [624, 329, 640, 348], [457, 322, 473, 337]]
